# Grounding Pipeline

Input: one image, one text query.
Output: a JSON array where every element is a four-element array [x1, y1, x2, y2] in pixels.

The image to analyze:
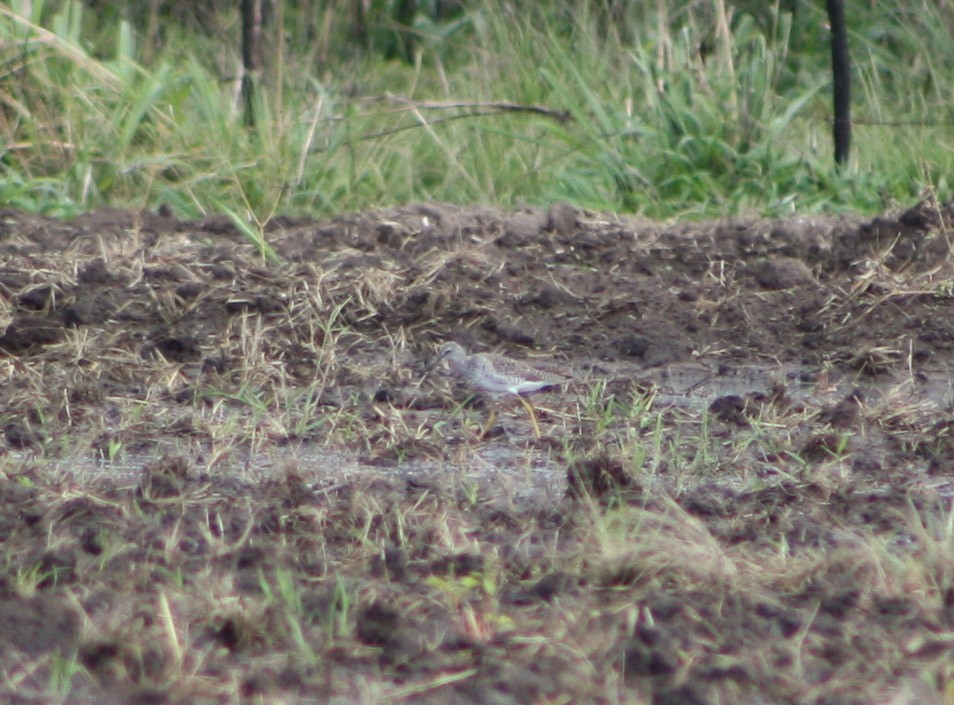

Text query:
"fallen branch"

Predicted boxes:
[[380, 93, 571, 123]]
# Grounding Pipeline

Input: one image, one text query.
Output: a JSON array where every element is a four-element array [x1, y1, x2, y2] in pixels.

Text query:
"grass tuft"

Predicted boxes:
[[1, 1, 953, 219]]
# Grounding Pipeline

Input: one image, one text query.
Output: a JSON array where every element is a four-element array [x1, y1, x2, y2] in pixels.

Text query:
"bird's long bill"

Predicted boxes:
[[424, 353, 445, 372]]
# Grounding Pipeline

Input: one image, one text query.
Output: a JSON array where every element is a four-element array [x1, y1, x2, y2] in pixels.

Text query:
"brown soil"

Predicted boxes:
[[2, 201, 954, 704]]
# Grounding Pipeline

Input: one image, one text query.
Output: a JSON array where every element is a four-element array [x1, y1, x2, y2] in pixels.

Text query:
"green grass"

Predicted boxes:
[[2, 0, 954, 220]]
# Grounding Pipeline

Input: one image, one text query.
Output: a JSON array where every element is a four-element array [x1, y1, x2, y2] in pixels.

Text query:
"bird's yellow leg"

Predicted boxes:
[[479, 408, 497, 439], [517, 396, 541, 438]]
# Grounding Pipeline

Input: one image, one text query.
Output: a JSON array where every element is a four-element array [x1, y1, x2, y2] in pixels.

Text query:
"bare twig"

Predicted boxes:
[[305, 94, 571, 149]]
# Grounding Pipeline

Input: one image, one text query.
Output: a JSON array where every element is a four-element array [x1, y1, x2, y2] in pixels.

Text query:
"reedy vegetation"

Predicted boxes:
[[2, 0, 954, 220]]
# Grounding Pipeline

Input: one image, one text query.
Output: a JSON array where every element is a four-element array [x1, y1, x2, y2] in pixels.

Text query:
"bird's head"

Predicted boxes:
[[426, 341, 466, 371]]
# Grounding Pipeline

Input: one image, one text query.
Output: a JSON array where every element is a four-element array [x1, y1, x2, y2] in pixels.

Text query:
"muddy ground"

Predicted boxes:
[[2, 200, 954, 704]]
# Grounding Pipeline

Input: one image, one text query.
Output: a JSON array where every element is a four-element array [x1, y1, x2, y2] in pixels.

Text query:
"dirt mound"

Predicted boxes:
[[2, 199, 952, 388]]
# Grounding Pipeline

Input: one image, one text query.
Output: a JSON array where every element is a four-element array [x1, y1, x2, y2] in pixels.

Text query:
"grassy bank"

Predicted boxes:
[[2, 0, 953, 220]]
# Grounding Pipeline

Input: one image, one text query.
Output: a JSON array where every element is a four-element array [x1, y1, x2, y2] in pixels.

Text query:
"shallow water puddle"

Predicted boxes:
[[648, 360, 954, 410], [7, 361, 953, 505], [4, 439, 570, 508]]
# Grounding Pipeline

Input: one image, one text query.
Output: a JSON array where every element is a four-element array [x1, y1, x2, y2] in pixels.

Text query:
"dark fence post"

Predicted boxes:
[[826, 0, 851, 166], [241, 0, 264, 128]]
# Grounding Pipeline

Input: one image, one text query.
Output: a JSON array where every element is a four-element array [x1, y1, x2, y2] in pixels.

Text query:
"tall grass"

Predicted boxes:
[[1, 0, 953, 220]]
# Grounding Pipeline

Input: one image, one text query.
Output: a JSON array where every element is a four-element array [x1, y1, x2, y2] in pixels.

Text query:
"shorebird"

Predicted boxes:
[[426, 341, 570, 437]]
